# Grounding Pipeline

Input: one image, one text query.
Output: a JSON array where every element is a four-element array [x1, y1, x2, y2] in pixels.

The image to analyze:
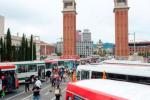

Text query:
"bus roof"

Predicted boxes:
[[9, 61, 45, 65], [103, 59, 150, 66], [77, 63, 150, 77], [55, 59, 77, 61], [71, 79, 150, 100], [0, 63, 15, 70], [44, 59, 57, 63]]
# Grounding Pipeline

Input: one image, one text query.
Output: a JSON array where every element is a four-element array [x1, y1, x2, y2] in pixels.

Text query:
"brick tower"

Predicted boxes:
[[62, 0, 78, 59], [114, 0, 129, 59]]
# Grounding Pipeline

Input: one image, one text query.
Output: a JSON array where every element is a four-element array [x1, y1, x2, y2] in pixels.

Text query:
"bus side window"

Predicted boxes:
[[46, 63, 51, 69], [77, 71, 80, 80], [24, 65, 28, 72], [18, 65, 27, 73], [74, 95, 84, 100], [81, 71, 89, 80], [18, 66, 21, 73], [28, 65, 37, 72], [91, 71, 101, 79]]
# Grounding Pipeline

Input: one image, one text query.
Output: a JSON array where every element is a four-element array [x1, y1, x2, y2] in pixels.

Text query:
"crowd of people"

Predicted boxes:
[[24, 67, 75, 100]]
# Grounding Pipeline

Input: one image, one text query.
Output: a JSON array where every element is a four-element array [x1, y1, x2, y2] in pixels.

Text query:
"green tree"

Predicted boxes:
[[6, 28, 12, 61], [21, 34, 26, 61], [18, 46, 22, 61], [33, 43, 36, 60], [25, 38, 30, 61], [30, 35, 33, 60], [11, 46, 16, 61], [3, 39, 6, 61], [15, 45, 19, 61], [57, 52, 62, 56]]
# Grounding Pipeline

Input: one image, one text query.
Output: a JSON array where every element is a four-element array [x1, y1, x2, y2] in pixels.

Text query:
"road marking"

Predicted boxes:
[[44, 91, 50, 95], [21, 84, 51, 100], [6, 91, 25, 100], [51, 88, 66, 100]]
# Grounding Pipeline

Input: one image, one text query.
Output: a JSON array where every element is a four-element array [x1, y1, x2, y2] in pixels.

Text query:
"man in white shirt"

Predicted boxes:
[[35, 79, 42, 88]]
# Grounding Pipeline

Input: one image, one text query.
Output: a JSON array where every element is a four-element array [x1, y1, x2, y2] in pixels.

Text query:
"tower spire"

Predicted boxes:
[[61, 0, 78, 59], [114, 0, 129, 59]]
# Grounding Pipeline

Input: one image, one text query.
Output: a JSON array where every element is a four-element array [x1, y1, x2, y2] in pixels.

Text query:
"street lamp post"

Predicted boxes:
[[32, 35, 40, 61]]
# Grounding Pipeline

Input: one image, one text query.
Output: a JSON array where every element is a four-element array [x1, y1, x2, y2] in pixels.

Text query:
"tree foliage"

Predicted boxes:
[[6, 28, 12, 61], [0, 28, 36, 62]]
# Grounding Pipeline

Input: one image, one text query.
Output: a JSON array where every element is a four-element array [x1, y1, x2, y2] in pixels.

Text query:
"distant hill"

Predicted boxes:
[[103, 43, 114, 49]]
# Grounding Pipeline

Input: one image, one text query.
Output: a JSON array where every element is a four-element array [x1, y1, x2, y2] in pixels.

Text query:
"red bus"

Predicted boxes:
[[0, 63, 19, 94], [66, 79, 150, 100]]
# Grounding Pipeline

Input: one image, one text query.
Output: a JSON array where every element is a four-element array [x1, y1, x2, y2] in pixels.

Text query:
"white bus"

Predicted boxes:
[[77, 61, 150, 85], [11, 61, 46, 83], [56, 59, 79, 69]]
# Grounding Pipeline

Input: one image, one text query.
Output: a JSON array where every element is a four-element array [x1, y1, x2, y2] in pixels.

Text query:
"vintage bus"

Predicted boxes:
[[44, 59, 58, 72], [56, 59, 79, 69], [77, 61, 150, 85], [11, 61, 46, 83], [66, 79, 150, 100], [0, 63, 19, 94]]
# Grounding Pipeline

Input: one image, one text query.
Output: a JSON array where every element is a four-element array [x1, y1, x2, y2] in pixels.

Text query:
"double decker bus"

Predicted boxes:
[[66, 79, 150, 100], [0, 63, 19, 94], [77, 60, 150, 85]]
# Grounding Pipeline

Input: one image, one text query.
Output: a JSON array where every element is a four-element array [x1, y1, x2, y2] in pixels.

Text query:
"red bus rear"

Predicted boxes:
[[0, 63, 19, 94]]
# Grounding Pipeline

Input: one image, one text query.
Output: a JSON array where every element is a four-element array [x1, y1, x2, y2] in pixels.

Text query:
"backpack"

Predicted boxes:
[[55, 88, 60, 95]]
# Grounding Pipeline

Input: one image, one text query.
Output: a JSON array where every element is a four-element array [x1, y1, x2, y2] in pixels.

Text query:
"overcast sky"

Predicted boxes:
[[0, 0, 150, 44]]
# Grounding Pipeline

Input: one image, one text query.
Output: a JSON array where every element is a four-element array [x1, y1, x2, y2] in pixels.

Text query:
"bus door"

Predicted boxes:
[[38, 64, 45, 79], [0, 69, 18, 92]]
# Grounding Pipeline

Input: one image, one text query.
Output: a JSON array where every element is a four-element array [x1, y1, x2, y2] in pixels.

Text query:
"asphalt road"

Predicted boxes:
[[1, 79, 70, 100]]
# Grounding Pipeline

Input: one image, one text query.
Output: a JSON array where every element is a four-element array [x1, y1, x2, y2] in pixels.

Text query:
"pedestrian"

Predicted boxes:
[[32, 85, 41, 100], [63, 72, 67, 82], [25, 77, 30, 92], [54, 85, 61, 100], [6, 73, 12, 92], [55, 75, 61, 87], [46, 70, 51, 81], [35, 78, 42, 88]]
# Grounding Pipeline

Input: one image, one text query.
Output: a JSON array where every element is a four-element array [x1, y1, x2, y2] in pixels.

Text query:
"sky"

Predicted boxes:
[[0, 0, 150, 44]]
